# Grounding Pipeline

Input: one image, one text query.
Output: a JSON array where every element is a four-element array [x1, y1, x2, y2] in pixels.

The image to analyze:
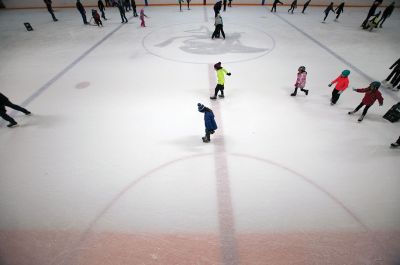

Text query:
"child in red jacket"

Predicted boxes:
[[329, 70, 350, 105], [348, 81, 384, 122]]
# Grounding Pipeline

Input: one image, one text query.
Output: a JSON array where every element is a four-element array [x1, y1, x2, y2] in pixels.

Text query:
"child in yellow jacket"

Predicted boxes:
[[210, 62, 231, 99]]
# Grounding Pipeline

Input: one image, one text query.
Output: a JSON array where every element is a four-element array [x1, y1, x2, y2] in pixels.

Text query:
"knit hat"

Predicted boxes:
[[197, 103, 205, 112], [214, 62, 222, 70], [341, 70, 350, 77], [298, 66, 306, 72], [370, 81, 381, 89]]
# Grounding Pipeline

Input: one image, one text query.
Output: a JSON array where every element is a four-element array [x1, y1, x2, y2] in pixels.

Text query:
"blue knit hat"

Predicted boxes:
[[197, 103, 205, 112], [342, 70, 350, 77], [370, 81, 381, 89]]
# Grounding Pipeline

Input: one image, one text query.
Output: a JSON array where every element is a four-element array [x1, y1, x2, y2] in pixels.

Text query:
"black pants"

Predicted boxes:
[[214, 8, 220, 17], [323, 12, 329, 21], [205, 129, 215, 140], [362, 13, 374, 27], [391, 73, 400, 87], [395, 136, 400, 144], [353, 103, 371, 116], [292, 86, 307, 95], [223, 0, 227, 11], [213, 84, 224, 97], [302, 5, 308, 13], [288, 6, 295, 13], [100, 9, 106, 19], [331, 89, 342, 104], [79, 12, 88, 24], [120, 11, 128, 22], [94, 18, 103, 26], [336, 12, 341, 19], [378, 15, 388, 27], [132, 7, 137, 16], [228, 0, 232, 7], [271, 5, 277, 12], [46, 4, 57, 21], [212, 24, 225, 39], [0, 101, 29, 123]]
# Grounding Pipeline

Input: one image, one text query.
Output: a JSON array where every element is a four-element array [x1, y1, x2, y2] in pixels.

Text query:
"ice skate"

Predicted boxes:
[[218, 94, 224, 98], [7, 121, 18, 128], [348, 111, 355, 115], [391, 142, 400, 148], [210, 96, 217, 100], [290, 93, 296, 96], [331, 102, 335, 105], [25, 111, 31, 115], [202, 137, 210, 143], [358, 115, 365, 122]]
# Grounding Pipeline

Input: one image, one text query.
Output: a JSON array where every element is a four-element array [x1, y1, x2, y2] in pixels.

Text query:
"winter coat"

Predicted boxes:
[[215, 15, 223, 25], [295, 71, 307, 88], [204, 110, 218, 131], [335, 3, 344, 14], [355, 88, 384, 106], [324, 4, 334, 14], [217, 68, 229, 85], [331, 75, 349, 91], [214, 1, 222, 12]]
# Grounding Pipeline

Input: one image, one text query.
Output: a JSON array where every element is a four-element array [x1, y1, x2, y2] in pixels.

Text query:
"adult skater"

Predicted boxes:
[[302, 0, 311, 13], [348, 81, 383, 122], [0, 93, 31, 128], [377, 2, 395, 28], [212, 13, 225, 39], [98, 0, 107, 20], [322, 2, 335, 22], [288, 0, 297, 14], [210, 62, 231, 99], [271, 0, 283, 12], [178, 0, 183, 11], [76, 0, 88, 25], [124, 0, 131, 12], [186, 0, 191, 10], [91, 9, 103, 26], [291, 66, 308, 96], [391, 136, 400, 148], [223, 0, 227, 11], [131, 0, 138, 16], [117, 1, 128, 23], [214, 0, 222, 17], [44, 0, 58, 22], [197, 103, 218, 143], [361, 0, 381, 28], [334, 2, 344, 21], [329, 70, 350, 105], [228, 0, 232, 7], [382, 58, 400, 90]]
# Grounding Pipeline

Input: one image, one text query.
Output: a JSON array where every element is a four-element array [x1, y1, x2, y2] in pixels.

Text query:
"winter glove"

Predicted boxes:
[[227, 73, 231, 76], [328, 83, 332, 87]]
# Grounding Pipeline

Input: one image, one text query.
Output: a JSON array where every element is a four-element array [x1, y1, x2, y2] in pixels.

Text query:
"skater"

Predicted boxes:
[[43, 0, 58, 21], [187, 0, 191, 10], [223, 0, 227, 11], [140, 9, 148, 27], [131, 0, 138, 16], [288, 0, 297, 14], [271, 0, 283, 12], [361, 0, 381, 28], [98, 0, 107, 20], [391, 136, 400, 148], [197, 103, 218, 143], [76, 0, 88, 25], [328, 70, 350, 105], [178, 0, 184, 11], [0, 93, 31, 128], [214, 0, 222, 17], [212, 13, 225, 39], [348, 81, 383, 122], [228, 0, 232, 7], [117, 1, 128, 23], [302, 0, 311, 13], [91, 9, 103, 26], [124, 0, 131, 12], [291, 66, 308, 96], [377, 2, 395, 28], [334, 2, 344, 21], [322, 2, 335, 22], [363, 11, 381, 31], [382, 58, 400, 90], [210, 62, 231, 99]]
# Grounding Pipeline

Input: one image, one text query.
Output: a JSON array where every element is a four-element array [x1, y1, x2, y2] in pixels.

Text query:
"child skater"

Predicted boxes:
[[91, 9, 103, 26], [334, 2, 344, 21], [210, 62, 231, 100], [288, 0, 297, 14], [271, 0, 283, 12], [0, 92, 31, 128], [363, 11, 381, 31], [348, 81, 383, 122], [322, 2, 335, 22], [140, 9, 148, 27], [197, 103, 218, 143], [302, 0, 311, 13], [291, 66, 308, 96], [328, 70, 350, 105]]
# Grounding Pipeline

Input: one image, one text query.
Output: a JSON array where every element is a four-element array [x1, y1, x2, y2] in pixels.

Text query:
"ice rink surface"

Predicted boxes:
[[0, 4, 400, 265]]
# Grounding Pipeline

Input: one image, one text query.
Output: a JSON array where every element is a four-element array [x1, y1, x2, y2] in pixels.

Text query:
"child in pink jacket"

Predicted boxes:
[[291, 66, 308, 96], [140, 9, 148, 27], [329, 69, 350, 105]]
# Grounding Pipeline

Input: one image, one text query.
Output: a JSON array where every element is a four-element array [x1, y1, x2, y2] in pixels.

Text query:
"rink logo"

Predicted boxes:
[[143, 23, 275, 64]]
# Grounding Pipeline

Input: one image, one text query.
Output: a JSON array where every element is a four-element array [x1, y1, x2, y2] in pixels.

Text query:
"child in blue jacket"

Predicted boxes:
[[198, 103, 218, 143]]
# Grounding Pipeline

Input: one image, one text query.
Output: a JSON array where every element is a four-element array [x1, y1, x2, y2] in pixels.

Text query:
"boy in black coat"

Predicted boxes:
[[0, 93, 31, 128]]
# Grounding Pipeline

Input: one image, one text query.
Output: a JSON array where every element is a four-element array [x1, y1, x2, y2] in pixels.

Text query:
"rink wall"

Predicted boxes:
[[2, 0, 400, 8]]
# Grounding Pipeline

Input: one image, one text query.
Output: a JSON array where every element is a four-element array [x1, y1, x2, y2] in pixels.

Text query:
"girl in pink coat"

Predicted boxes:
[[291, 66, 308, 96], [140, 9, 147, 27], [329, 69, 350, 105]]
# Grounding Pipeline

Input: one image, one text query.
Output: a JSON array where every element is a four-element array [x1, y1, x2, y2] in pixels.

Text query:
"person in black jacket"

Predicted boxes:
[[378, 1, 394, 28], [214, 0, 222, 17], [334, 2, 344, 20], [361, 0, 381, 28], [271, 0, 283, 12], [76, 0, 88, 25], [288, 0, 297, 14], [98, 0, 107, 20], [322, 2, 334, 22], [302, 0, 311, 13], [44, 0, 58, 21], [0, 93, 31, 128]]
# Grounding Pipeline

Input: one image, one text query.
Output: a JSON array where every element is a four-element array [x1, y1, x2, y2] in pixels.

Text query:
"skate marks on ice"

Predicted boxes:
[[75, 81, 91, 89], [143, 23, 275, 64]]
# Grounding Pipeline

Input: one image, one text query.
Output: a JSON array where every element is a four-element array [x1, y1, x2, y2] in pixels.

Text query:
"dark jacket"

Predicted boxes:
[[335, 3, 344, 14], [98, 0, 105, 10], [0, 93, 9, 105], [204, 110, 218, 131], [76, 1, 85, 13], [214, 1, 222, 12], [355, 88, 384, 106]]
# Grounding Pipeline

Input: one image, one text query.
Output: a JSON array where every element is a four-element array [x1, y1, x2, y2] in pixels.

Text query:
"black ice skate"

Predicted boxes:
[[202, 137, 210, 143], [358, 115, 365, 122], [391, 142, 400, 148], [218, 94, 224, 98], [7, 121, 18, 128]]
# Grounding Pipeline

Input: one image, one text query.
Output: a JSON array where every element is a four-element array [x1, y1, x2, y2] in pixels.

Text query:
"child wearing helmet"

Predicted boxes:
[[291, 66, 308, 96], [91, 9, 103, 26], [328, 70, 350, 105], [348, 81, 384, 122], [197, 103, 218, 143]]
